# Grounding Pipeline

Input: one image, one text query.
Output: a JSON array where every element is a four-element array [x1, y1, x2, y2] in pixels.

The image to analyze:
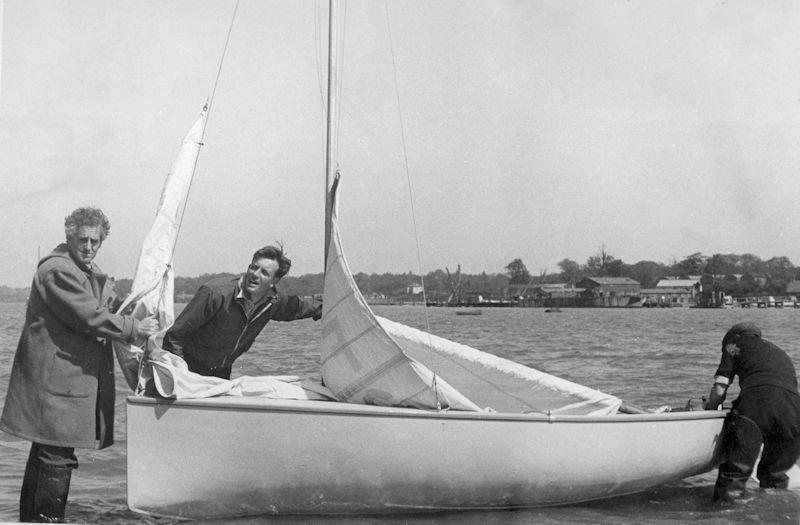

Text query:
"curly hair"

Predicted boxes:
[[252, 244, 292, 280], [64, 207, 111, 240]]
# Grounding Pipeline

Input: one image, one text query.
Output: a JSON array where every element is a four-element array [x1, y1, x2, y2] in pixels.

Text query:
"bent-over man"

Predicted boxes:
[[163, 245, 322, 379], [704, 322, 800, 501]]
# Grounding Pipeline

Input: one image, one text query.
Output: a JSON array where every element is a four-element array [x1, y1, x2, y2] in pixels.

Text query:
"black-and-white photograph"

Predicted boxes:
[[1, 1, 800, 523]]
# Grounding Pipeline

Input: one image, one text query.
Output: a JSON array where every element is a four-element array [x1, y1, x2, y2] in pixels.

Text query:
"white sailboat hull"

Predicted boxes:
[[126, 396, 726, 519]]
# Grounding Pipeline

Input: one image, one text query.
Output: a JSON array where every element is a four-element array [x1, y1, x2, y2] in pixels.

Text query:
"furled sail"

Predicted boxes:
[[320, 180, 621, 415], [114, 106, 208, 391]]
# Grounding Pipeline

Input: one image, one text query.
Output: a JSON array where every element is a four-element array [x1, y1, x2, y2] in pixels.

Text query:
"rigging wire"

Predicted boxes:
[[314, 0, 327, 182], [206, 0, 240, 119], [120, 1, 241, 316], [383, 2, 429, 321], [382, 2, 441, 409], [172, 0, 240, 258]]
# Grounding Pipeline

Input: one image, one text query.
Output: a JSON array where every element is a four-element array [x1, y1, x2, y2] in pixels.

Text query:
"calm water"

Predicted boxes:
[[1, 302, 800, 524]]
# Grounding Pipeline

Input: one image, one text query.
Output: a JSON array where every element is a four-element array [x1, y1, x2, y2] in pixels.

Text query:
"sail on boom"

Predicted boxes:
[[319, 181, 621, 415], [380, 317, 621, 415]]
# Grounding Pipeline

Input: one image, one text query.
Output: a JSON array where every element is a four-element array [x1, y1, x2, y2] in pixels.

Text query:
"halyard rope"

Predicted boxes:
[[383, 1, 441, 410]]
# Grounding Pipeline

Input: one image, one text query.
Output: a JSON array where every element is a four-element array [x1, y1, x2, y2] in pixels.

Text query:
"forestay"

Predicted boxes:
[[319, 182, 621, 416]]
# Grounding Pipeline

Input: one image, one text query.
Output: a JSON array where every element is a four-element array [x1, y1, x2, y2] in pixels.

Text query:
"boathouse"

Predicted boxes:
[[640, 287, 696, 307], [575, 277, 641, 307], [576, 277, 640, 297], [506, 283, 585, 307], [641, 277, 701, 307]]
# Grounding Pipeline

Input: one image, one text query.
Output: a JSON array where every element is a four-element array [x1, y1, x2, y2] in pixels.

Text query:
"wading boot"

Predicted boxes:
[[32, 465, 72, 523], [713, 412, 762, 502], [713, 473, 748, 502], [756, 435, 800, 489], [19, 448, 40, 522]]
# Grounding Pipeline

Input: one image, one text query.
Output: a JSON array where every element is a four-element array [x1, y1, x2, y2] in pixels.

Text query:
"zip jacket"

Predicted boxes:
[[163, 275, 321, 378]]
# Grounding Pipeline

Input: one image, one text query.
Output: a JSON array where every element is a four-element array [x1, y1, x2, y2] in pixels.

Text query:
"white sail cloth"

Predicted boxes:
[[113, 107, 207, 392], [113, 106, 333, 402], [141, 348, 332, 400], [319, 181, 621, 415], [379, 317, 621, 415], [320, 183, 481, 411]]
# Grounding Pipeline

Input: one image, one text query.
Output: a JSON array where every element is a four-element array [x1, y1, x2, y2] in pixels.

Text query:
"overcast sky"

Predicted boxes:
[[1, 1, 799, 287]]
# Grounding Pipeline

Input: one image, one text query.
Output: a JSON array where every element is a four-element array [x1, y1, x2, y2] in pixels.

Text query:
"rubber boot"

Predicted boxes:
[[32, 466, 72, 523], [713, 412, 762, 502], [713, 472, 749, 502], [756, 437, 800, 489], [760, 475, 790, 490], [19, 447, 40, 522]]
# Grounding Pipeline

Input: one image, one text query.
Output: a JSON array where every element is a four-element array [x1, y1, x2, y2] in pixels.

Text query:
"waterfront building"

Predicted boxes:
[[640, 287, 696, 307], [575, 277, 641, 307]]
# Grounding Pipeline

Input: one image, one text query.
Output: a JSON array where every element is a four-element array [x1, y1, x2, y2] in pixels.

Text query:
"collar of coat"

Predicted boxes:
[[42, 243, 103, 277], [235, 275, 277, 305]]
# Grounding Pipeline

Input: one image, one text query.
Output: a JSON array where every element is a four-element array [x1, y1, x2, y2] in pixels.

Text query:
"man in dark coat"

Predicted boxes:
[[163, 245, 321, 379], [704, 322, 800, 501], [0, 207, 158, 522]]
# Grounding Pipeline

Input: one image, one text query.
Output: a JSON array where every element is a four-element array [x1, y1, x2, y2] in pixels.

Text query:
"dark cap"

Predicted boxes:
[[722, 322, 761, 347]]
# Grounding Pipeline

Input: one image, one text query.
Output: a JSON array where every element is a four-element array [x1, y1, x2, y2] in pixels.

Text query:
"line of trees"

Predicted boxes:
[[251, 248, 798, 300], [553, 247, 797, 297], [0, 248, 796, 303], [335, 248, 798, 300]]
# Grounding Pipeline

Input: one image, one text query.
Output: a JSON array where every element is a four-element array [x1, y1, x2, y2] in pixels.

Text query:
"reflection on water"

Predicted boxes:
[[1, 303, 799, 523]]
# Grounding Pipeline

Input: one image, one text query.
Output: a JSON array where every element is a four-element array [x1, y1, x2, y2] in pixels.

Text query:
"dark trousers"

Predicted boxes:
[[715, 388, 800, 500], [20, 443, 77, 522], [28, 443, 78, 469]]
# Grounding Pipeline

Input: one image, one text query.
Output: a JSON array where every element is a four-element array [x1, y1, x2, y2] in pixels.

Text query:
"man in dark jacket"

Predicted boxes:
[[704, 322, 800, 501], [0, 207, 159, 522], [163, 245, 321, 379]]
